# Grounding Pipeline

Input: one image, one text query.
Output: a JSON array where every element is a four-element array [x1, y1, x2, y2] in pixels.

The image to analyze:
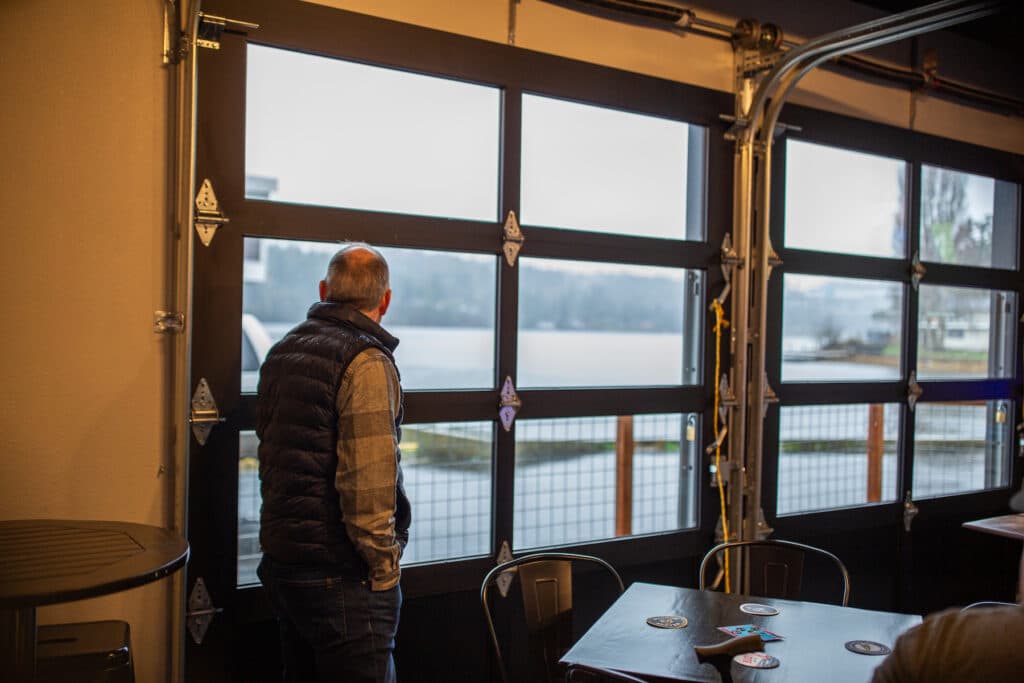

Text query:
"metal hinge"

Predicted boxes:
[[194, 179, 229, 247], [495, 541, 515, 598], [189, 378, 225, 446], [153, 311, 184, 334], [498, 377, 522, 432], [902, 491, 919, 532], [502, 210, 524, 267], [911, 250, 926, 290], [196, 13, 260, 50], [907, 371, 923, 412], [187, 577, 223, 645]]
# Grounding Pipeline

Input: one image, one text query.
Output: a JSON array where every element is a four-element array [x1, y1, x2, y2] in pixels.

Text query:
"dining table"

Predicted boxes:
[[961, 512, 1024, 541], [560, 582, 922, 682], [0, 519, 189, 682]]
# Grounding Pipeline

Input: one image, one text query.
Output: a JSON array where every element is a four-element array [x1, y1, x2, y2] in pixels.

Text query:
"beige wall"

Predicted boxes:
[[0, 1, 1019, 682], [0, 1, 172, 682]]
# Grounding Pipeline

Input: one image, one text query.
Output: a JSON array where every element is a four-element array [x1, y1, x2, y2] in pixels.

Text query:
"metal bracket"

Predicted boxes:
[[498, 376, 521, 432], [902, 491, 919, 532], [187, 577, 224, 645], [754, 507, 774, 540], [189, 378, 225, 446], [911, 250, 926, 290], [154, 310, 184, 334], [495, 541, 515, 598], [162, 1, 189, 65], [907, 371, 923, 412], [196, 13, 260, 50], [502, 210, 524, 267], [720, 114, 802, 142], [761, 375, 779, 419], [194, 178, 229, 247], [713, 233, 743, 306], [707, 375, 734, 455], [761, 239, 783, 277], [717, 373, 738, 424]]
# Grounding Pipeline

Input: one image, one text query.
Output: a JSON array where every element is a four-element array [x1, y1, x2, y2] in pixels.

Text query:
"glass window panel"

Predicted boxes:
[[518, 258, 702, 387], [242, 238, 496, 392], [520, 94, 706, 240], [245, 44, 500, 221], [400, 422, 493, 564], [917, 286, 1016, 380], [784, 140, 906, 258], [782, 274, 903, 382], [913, 401, 1012, 498], [777, 404, 899, 515], [513, 414, 698, 551], [238, 430, 260, 586], [920, 165, 1019, 269], [237, 422, 493, 585]]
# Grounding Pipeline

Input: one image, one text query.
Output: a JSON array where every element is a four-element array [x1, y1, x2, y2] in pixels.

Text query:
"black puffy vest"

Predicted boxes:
[[256, 301, 406, 573]]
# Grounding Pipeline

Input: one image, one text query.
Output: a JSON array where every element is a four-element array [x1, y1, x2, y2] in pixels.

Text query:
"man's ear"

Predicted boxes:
[[378, 289, 392, 318], [319, 280, 328, 302]]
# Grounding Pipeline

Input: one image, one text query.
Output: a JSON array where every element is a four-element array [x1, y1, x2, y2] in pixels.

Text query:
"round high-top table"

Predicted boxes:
[[0, 519, 189, 682]]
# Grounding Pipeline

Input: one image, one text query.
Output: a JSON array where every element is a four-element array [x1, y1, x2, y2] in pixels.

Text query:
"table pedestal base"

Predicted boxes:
[[1, 607, 36, 682]]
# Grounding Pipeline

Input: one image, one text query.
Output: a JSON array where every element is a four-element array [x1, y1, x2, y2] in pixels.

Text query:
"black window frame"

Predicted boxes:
[[191, 2, 1024, 625], [195, 0, 734, 610], [764, 104, 1024, 538]]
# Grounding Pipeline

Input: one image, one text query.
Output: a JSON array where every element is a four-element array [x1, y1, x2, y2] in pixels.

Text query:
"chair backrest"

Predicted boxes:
[[565, 662, 649, 682], [698, 539, 851, 606], [481, 552, 624, 683], [962, 601, 1017, 611]]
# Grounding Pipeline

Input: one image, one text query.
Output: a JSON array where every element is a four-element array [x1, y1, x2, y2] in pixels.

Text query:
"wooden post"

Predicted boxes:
[[615, 415, 634, 537], [867, 404, 884, 503]]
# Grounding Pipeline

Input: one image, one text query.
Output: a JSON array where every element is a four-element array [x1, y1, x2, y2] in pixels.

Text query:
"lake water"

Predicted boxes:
[[260, 323, 692, 388]]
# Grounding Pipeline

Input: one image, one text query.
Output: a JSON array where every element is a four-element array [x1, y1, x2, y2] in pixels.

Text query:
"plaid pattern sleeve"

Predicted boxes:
[[335, 347, 403, 591]]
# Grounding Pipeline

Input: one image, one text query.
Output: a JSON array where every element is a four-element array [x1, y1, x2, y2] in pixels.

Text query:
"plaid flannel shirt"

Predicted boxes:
[[335, 346, 404, 591]]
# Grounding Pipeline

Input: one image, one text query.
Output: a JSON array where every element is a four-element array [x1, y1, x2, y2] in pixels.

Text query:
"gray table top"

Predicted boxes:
[[561, 582, 921, 683], [0, 519, 188, 609]]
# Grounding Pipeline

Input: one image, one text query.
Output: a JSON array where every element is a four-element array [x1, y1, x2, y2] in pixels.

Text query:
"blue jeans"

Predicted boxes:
[[258, 556, 401, 683]]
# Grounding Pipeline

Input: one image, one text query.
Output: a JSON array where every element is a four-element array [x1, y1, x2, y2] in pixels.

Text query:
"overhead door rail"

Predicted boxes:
[[732, 0, 1005, 547]]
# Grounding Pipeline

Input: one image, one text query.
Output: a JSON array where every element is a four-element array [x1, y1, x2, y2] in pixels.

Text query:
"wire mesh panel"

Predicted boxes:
[[399, 422, 493, 564], [513, 414, 698, 550], [912, 401, 1012, 499], [776, 404, 900, 515], [236, 423, 493, 586]]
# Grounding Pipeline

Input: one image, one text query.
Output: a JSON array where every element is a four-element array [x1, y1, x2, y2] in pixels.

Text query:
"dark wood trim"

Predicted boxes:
[[779, 383, 906, 405], [771, 503, 902, 537], [780, 250, 908, 282], [519, 387, 704, 419]]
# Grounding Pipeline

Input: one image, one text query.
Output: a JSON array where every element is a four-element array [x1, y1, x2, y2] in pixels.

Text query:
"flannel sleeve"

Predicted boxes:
[[335, 347, 403, 591]]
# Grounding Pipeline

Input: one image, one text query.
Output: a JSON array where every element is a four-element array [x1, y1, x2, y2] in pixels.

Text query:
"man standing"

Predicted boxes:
[[257, 243, 411, 683]]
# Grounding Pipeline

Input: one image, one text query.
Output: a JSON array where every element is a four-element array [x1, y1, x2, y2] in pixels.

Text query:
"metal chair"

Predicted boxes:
[[962, 601, 1017, 611], [565, 662, 649, 682], [699, 539, 851, 606], [481, 552, 625, 683]]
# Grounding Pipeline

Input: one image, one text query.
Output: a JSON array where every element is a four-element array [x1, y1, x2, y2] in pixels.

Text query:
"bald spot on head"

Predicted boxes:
[[323, 244, 390, 313]]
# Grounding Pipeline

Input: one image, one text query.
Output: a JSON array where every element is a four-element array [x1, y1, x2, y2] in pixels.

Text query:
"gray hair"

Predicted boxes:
[[323, 242, 390, 311]]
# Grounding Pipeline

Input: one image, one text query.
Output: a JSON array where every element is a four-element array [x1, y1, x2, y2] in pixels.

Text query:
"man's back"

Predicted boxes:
[[872, 604, 1024, 683]]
